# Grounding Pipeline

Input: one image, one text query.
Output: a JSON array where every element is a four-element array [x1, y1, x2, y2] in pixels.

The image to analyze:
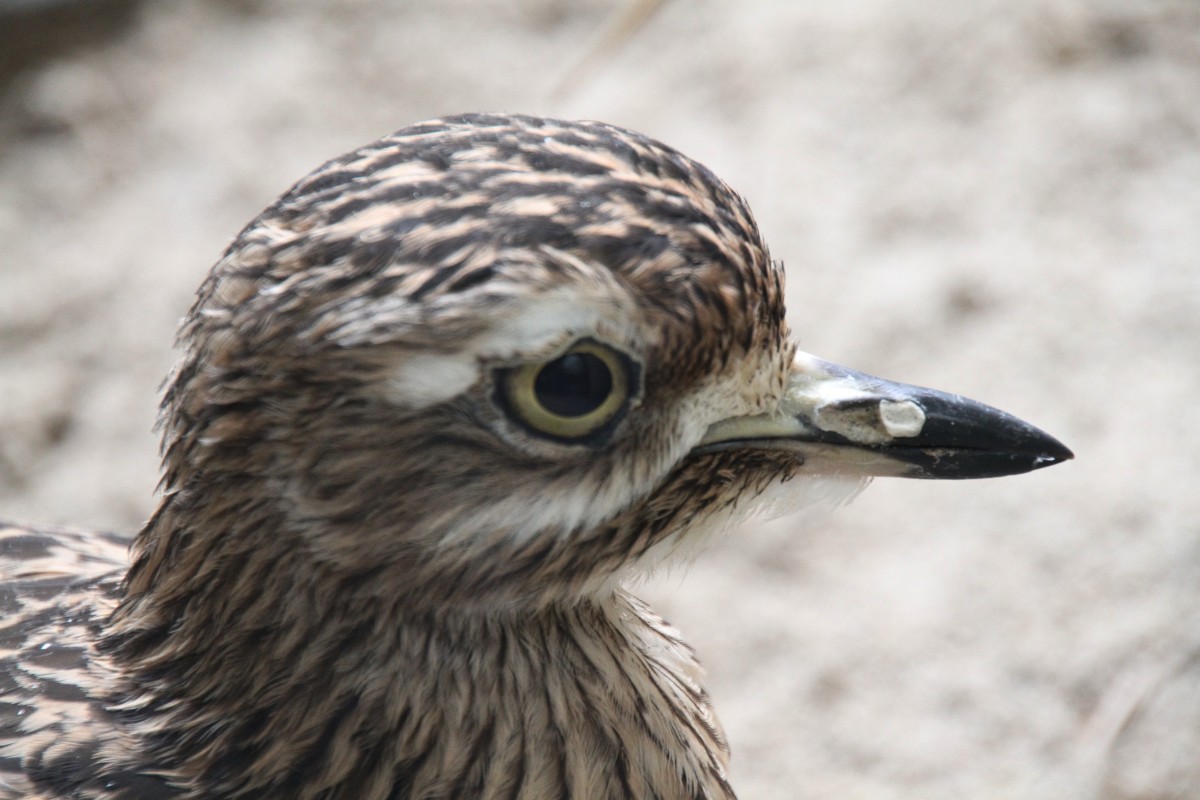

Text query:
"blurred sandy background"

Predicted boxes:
[[1, 1, 1198, 797]]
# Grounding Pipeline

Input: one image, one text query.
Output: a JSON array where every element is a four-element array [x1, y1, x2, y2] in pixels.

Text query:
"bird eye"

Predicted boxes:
[[499, 340, 635, 442]]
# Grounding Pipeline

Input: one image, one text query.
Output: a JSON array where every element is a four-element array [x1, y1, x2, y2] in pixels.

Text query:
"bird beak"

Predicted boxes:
[[697, 351, 1073, 479]]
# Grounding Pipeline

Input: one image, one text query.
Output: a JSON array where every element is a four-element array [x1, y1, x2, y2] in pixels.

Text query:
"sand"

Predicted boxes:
[[1, 1, 1197, 797]]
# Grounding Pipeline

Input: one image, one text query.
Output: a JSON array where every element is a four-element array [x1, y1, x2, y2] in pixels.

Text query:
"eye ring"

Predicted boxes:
[[499, 339, 637, 442]]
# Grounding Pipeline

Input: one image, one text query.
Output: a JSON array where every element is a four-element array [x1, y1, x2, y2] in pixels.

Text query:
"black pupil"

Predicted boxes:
[[534, 352, 613, 418]]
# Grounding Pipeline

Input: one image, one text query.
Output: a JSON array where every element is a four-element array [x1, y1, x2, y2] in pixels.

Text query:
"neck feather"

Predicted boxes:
[[103, 503, 735, 800]]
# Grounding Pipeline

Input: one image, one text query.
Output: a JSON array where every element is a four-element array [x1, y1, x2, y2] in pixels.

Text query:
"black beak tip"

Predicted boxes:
[[1036, 436, 1075, 468], [1000, 416, 1074, 475], [901, 424, 1074, 480], [1004, 437, 1074, 477]]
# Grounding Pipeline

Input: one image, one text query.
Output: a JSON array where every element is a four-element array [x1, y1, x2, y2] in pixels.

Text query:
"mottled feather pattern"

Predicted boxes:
[[1, 113, 835, 798], [0, 525, 178, 799], [196, 114, 784, 375]]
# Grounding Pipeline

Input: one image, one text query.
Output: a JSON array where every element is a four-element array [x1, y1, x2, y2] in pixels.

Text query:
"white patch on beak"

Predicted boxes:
[[878, 399, 925, 438]]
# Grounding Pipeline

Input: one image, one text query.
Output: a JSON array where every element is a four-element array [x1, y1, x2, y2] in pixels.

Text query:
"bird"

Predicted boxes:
[[0, 112, 1072, 799]]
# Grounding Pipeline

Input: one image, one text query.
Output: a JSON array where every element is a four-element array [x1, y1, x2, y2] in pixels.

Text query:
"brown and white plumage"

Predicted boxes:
[[0, 113, 1071, 799]]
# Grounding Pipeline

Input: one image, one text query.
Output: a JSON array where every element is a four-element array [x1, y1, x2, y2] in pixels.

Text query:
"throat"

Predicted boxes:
[[107, 578, 734, 800]]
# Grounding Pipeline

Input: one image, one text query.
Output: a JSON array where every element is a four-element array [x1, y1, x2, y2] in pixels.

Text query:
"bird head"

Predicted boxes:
[[142, 113, 1070, 611]]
